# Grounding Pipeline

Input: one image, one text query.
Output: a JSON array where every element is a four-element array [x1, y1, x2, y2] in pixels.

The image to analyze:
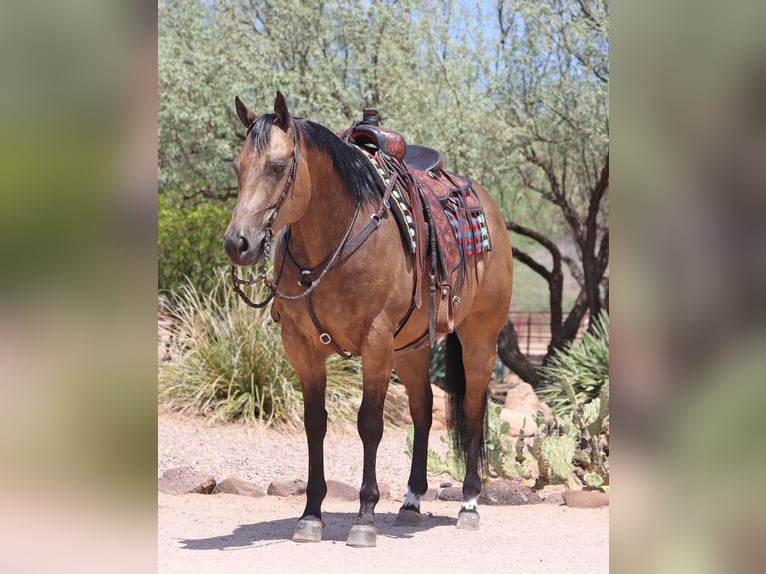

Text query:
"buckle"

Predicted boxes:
[[319, 333, 332, 345], [370, 213, 382, 228], [300, 269, 314, 287]]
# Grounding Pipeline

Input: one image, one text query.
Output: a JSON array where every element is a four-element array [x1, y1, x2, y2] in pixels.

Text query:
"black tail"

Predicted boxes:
[[443, 332, 487, 476]]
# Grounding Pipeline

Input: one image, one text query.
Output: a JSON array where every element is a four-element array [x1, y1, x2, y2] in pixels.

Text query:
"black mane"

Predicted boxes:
[[248, 114, 383, 205]]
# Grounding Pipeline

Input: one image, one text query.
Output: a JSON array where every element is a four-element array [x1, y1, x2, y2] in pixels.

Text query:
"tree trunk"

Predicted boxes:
[[497, 318, 542, 388]]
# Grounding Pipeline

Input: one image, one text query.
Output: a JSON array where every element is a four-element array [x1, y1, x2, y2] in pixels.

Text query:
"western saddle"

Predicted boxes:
[[338, 109, 492, 349]]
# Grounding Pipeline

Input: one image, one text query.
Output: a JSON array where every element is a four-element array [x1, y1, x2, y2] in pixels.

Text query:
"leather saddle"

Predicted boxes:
[[339, 114, 492, 341]]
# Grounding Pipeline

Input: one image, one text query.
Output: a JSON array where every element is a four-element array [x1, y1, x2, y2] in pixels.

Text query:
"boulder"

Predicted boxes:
[[437, 481, 542, 505], [212, 477, 266, 497], [384, 384, 411, 427], [436, 487, 463, 502], [543, 492, 565, 505], [499, 408, 538, 436], [562, 490, 609, 508], [267, 479, 307, 497], [503, 381, 541, 414], [158, 466, 216, 495], [326, 480, 359, 501], [478, 480, 541, 506]]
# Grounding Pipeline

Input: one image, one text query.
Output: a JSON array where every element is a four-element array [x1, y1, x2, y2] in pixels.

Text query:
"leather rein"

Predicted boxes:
[[230, 124, 398, 317]]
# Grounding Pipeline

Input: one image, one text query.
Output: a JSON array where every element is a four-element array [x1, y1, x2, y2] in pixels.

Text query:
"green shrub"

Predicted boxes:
[[158, 195, 233, 294], [528, 379, 609, 490], [537, 311, 609, 417], [159, 271, 367, 427]]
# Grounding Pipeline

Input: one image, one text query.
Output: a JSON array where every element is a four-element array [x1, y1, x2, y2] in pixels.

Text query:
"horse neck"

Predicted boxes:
[[286, 149, 360, 269]]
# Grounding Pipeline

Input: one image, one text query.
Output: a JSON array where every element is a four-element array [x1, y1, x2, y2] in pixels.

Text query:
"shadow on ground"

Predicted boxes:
[[179, 511, 457, 550]]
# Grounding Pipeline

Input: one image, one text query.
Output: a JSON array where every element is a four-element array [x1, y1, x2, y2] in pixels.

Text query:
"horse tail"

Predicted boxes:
[[443, 332, 487, 476]]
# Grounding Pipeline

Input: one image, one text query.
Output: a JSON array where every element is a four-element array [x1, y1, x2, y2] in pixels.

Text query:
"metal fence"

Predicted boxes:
[[508, 311, 589, 357]]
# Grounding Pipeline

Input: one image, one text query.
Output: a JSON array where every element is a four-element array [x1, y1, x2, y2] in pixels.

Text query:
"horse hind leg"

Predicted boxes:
[[392, 348, 432, 527], [443, 331, 495, 530]]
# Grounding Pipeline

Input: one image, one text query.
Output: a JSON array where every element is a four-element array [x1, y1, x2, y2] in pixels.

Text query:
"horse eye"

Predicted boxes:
[[271, 162, 286, 175]]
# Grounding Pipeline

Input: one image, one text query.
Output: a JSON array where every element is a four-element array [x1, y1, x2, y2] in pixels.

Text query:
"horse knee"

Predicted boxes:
[[356, 412, 383, 443], [304, 407, 327, 435]]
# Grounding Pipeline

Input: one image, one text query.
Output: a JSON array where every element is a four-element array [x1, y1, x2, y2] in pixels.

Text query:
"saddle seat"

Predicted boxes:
[[404, 145, 443, 173]]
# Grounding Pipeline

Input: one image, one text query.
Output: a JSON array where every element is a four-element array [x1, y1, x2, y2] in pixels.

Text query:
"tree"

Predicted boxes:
[[158, 0, 609, 388], [492, 0, 609, 384]]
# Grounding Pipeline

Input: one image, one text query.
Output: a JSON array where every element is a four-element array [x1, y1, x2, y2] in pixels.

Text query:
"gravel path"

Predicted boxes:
[[158, 412, 609, 573]]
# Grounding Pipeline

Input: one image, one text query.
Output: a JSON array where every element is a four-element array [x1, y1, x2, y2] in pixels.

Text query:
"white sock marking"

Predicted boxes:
[[403, 488, 421, 510]]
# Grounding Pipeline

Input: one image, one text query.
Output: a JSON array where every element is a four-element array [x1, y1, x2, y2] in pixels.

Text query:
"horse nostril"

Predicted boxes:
[[237, 236, 249, 255]]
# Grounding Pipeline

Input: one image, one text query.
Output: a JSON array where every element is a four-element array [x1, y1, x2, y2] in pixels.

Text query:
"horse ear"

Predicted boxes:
[[273, 91, 291, 131], [235, 96, 257, 129]]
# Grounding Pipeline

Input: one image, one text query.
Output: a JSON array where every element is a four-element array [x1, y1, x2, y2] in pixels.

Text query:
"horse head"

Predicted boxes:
[[223, 91, 309, 267]]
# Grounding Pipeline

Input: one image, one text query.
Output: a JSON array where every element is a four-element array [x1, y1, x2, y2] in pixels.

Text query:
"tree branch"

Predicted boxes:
[[512, 247, 550, 282], [497, 318, 542, 387]]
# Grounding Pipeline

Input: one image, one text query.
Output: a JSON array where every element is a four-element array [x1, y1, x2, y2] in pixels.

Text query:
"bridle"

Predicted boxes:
[[230, 120, 299, 308], [230, 121, 396, 311]]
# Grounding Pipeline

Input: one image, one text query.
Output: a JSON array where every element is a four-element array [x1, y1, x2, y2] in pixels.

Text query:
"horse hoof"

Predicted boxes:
[[456, 510, 480, 530], [292, 517, 324, 543], [394, 507, 422, 527], [346, 523, 377, 547]]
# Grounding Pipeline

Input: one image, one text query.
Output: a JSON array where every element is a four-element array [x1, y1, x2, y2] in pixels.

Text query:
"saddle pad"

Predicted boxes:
[[447, 210, 492, 257], [364, 152, 417, 254]]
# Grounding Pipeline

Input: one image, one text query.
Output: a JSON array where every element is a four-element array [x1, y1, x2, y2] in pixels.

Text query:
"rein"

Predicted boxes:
[[230, 126, 399, 311]]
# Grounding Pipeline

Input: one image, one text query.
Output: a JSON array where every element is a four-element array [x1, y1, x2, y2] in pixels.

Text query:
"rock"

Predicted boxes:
[[212, 477, 266, 497], [543, 492, 565, 505], [267, 479, 307, 497], [158, 466, 216, 495], [479, 480, 542, 506], [326, 480, 358, 501], [499, 408, 538, 436], [503, 383, 541, 416], [437, 481, 542, 505], [562, 490, 609, 508], [385, 384, 411, 427], [437, 487, 463, 502], [421, 487, 438, 502], [431, 385, 448, 430]]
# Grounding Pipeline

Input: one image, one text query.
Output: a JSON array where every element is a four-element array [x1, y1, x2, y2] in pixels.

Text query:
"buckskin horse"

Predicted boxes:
[[223, 92, 513, 547]]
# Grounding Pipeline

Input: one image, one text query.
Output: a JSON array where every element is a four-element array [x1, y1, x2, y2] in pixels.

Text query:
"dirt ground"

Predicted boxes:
[[157, 414, 609, 573]]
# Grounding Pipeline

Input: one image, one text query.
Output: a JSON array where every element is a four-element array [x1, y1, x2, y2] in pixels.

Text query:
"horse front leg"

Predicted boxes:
[[292, 378, 328, 542], [283, 333, 328, 543], [346, 337, 394, 548]]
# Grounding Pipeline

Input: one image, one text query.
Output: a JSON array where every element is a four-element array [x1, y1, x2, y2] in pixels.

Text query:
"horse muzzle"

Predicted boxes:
[[223, 229, 268, 267]]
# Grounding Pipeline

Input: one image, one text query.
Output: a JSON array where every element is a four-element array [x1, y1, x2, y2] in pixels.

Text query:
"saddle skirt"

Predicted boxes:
[[339, 116, 493, 340]]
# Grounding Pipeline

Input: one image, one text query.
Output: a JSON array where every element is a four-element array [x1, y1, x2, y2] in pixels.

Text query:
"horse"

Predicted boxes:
[[223, 92, 513, 547]]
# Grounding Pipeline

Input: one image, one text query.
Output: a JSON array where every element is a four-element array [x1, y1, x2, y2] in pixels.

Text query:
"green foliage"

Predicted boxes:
[[158, 195, 232, 294], [529, 379, 609, 491], [158, 0, 599, 226], [538, 311, 610, 416], [404, 425, 465, 479], [159, 271, 366, 427], [428, 339, 446, 388], [408, 339, 609, 489]]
